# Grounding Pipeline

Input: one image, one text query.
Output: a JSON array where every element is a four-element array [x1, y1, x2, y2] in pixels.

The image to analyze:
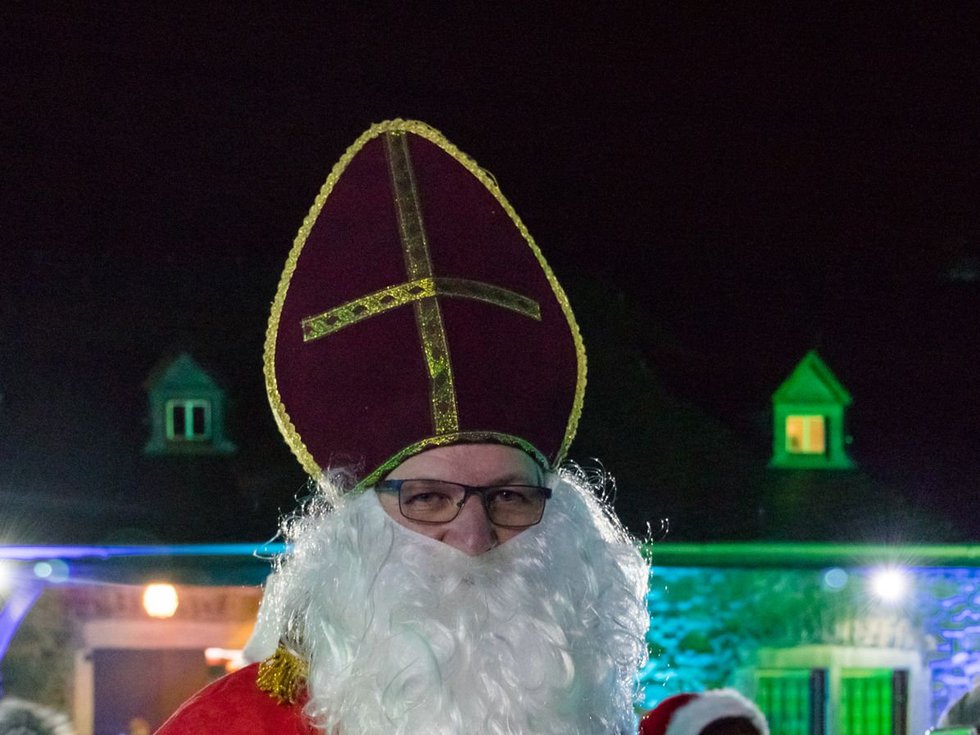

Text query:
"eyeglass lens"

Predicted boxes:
[[397, 480, 548, 527]]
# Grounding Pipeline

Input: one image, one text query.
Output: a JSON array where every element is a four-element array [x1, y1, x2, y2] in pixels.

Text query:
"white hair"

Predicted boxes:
[[260, 466, 649, 735]]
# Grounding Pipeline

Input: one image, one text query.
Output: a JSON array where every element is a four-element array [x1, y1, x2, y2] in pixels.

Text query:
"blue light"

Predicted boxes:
[[823, 567, 848, 590], [45, 559, 70, 583], [0, 542, 287, 561]]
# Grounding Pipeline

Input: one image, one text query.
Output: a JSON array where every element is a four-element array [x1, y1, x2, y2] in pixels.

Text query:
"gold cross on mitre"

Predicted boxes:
[[299, 131, 541, 435]]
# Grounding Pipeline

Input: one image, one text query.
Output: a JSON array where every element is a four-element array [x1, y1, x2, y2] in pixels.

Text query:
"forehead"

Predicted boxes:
[[384, 443, 544, 484]]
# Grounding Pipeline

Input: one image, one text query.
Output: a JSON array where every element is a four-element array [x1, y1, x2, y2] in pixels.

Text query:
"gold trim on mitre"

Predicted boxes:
[[383, 129, 459, 437], [264, 119, 587, 483], [300, 277, 541, 342], [358, 431, 550, 489]]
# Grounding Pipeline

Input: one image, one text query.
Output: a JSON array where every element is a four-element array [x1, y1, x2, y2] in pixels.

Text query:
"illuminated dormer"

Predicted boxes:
[[770, 350, 854, 470], [144, 352, 236, 456]]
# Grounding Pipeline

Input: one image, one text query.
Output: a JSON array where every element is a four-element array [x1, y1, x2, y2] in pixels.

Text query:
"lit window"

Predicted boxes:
[[166, 399, 211, 441], [841, 668, 898, 731], [756, 668, 815, 735], [757, 666, 907, 734], [786, 415, 825, 454]]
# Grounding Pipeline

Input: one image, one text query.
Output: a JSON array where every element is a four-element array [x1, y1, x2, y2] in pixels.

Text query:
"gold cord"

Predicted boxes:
[[256, 645, 308, 705]]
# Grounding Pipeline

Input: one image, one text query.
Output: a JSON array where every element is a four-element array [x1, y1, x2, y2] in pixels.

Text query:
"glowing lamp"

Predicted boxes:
[[143, 583, 179, 618], [205, 647, 246, 672], [870, 567, 909, 603]]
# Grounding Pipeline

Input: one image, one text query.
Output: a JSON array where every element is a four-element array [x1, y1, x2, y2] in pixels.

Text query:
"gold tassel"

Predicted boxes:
[[256, 645, 309, 704]]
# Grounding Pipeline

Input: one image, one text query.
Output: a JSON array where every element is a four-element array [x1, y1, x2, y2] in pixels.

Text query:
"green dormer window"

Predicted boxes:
[[770, 351, 853, 470], [144, 353, 236, 456], [165, 399, 211, 441]]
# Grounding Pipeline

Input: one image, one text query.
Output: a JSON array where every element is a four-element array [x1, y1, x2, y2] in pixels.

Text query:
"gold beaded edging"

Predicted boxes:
[[383, 130, 459, 437], [301, 277, 541, 341], [264, 119, 587, 480]]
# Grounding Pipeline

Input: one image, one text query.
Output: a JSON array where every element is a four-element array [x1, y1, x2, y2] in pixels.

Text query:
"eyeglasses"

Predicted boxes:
[[375, 479, 552, 528]]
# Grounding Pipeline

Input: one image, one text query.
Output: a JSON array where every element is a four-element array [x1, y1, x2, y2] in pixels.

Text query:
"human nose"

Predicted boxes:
[[443, 493, 497, 556]]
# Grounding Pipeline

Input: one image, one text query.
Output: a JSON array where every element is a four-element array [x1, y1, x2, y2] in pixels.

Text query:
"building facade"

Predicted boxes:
[[640, 544, 980, 734]]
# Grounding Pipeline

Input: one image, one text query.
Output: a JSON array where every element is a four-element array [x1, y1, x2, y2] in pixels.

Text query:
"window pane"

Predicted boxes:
[[841, 669, 893, 735], [170, 405, 186, 440], [786, 416, 804, 452], [806, 416, 826, 454], [165, 400, 211, 441], [191, 405, 208, 437], [757, 669, 811, 735], [786, 415, 825, 454]]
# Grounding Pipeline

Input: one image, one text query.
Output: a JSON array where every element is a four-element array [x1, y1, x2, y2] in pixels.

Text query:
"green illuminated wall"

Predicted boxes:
[[639, 552, 980, 732]]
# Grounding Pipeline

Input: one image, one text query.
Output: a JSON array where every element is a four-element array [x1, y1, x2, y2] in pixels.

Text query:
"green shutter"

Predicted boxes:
[[841, 669, 899, 735], [757, 669, 812, 735]]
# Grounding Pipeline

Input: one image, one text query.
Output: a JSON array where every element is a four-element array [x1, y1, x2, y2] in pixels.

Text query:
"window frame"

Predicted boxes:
[[165, 398, 212, 442]]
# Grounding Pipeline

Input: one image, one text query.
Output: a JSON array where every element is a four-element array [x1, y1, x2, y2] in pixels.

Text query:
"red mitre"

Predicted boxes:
[[265, 120, 585, 485]]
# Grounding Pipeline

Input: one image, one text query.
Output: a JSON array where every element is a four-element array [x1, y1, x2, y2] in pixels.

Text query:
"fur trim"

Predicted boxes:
[[665, 689, 768, 735]]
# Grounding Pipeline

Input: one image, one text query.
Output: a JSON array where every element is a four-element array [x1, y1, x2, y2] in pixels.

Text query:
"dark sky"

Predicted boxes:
[[2, 5, 978, 537], [6, 6, 978, 269]]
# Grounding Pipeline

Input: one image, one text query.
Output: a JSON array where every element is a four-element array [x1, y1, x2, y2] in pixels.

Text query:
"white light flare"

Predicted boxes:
[[870, 567, 910, 603]]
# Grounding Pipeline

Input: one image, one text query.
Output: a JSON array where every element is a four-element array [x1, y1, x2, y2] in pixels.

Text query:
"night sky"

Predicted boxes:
[[2, 6, 978, 539]]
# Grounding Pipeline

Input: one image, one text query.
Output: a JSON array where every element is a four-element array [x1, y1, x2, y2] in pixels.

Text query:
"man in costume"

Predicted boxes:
[[156, 120, 650, 734]]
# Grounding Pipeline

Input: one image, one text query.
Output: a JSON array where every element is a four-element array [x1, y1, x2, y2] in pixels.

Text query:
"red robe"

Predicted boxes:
[[155, 663, 315, 735], [157, 661, 654, 734]]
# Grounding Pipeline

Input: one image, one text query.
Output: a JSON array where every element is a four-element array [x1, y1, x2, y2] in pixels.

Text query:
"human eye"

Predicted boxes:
[[401, 481, 456, 508], [487, 486, 536, 505], [403, 492, 449, 507]]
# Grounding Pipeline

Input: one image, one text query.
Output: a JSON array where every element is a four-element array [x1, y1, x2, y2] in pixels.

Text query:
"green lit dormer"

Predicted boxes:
[[769, 350, 854, 470], [144, 352, 236, 455]]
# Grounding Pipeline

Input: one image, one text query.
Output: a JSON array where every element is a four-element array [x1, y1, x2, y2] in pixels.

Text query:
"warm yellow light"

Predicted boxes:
[[205, 647, 246, 672], [786, 415, 826, 454], [143, 583, 179, 618]]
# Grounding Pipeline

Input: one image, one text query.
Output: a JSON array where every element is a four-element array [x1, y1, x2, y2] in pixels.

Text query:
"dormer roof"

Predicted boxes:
[[772, 350, 852, 406], [144, 352, 222, 393]]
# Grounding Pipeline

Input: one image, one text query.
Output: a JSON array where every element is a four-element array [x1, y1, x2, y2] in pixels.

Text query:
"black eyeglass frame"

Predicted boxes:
[[375, 479, 553, 529]]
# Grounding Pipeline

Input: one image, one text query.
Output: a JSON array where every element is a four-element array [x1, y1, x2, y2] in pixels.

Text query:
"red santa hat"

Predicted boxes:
[[640, 690, 769, 735]]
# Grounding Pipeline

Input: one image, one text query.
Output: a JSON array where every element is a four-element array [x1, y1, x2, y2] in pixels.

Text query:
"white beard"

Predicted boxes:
[[267, 471, 648, 735]]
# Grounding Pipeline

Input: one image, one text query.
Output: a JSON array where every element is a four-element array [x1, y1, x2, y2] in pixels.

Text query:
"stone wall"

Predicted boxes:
[[640, 563, 978, 723], [919, 566, 980, 719]]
